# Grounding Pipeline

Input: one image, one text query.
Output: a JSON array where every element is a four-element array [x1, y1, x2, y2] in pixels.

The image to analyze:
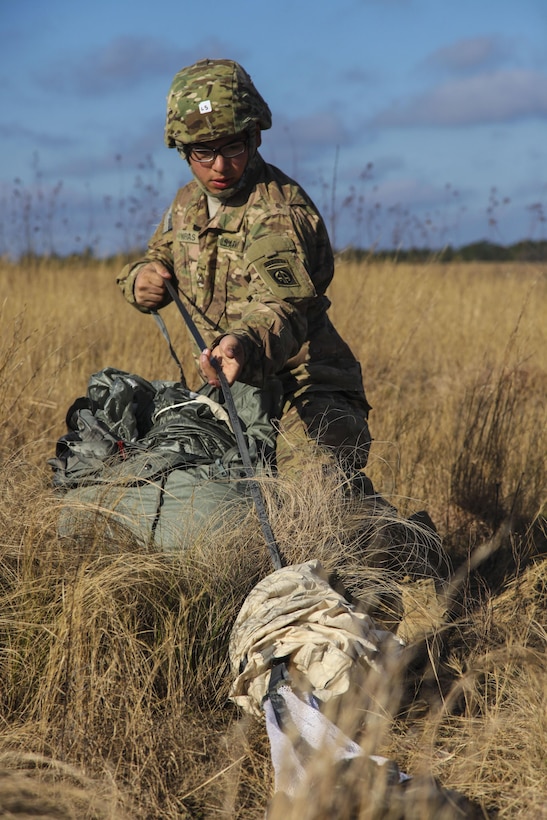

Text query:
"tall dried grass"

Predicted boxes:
[[0, 256, 546, 817]]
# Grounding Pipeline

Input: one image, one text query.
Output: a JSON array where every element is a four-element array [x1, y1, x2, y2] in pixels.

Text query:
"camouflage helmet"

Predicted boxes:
[[165, 58, 272, 148]]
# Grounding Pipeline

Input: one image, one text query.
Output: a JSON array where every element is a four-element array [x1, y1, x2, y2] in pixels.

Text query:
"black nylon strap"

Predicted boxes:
[[151, 310, 185, 384], [162, 278, 283, 571]]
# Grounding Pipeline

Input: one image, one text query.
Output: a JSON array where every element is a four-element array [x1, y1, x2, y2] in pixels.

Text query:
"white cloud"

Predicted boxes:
[[369, 177, 442, 207], [35, 37, 236, 96], [424, 36, 512, 73], [0, 122, 75, 149], [270, 112, 349, 159], [371, 69, 547, 127], [289, 112, 349, 145]]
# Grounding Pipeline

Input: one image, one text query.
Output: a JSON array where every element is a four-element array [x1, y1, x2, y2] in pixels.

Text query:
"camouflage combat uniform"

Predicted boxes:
[[117, 59, 372, 476], [118, 159, 371, 474]]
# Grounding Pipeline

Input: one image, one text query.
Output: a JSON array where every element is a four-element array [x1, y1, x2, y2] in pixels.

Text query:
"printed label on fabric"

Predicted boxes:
[[177, 230, 199, 245], [199, 100, 212, 114], [219, 236, 244, 251], [263, 257, 298, 287]]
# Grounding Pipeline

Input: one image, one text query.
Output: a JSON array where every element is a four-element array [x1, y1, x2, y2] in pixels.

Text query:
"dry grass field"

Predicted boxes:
[[0, 254, 546, 818]]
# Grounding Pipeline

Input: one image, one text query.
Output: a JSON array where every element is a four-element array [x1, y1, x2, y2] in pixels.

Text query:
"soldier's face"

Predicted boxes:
[[188, 131, 251, 194]]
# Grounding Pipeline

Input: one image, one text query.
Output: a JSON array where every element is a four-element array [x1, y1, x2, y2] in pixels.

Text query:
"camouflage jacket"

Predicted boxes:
[[117, 156, 365, 399]]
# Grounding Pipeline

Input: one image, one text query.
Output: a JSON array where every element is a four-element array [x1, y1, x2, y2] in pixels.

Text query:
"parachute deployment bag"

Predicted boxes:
[[49, 367, 280, 552]]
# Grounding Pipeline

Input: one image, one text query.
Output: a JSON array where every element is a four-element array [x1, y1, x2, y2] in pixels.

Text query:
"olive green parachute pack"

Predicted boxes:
[[49, 367, 281, 551]]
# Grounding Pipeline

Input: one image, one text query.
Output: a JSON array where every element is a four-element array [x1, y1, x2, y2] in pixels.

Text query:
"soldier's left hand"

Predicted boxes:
[[199, 335, 245, 387]]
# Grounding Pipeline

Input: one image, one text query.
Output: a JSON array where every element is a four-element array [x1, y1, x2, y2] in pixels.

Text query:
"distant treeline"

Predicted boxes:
[[7, 239, 547, 267], [338, 239, 547, 263]]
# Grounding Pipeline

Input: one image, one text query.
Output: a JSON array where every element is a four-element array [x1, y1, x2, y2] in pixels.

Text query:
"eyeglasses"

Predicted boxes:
[[181, 139, 248, 164]]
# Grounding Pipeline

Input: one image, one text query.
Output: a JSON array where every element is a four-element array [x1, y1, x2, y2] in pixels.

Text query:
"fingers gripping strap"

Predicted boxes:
[[160, 278, 283, 571]]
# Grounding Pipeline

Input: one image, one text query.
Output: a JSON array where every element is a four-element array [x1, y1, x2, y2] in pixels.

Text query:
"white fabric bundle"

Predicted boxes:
[[229, 559, 403, 716]]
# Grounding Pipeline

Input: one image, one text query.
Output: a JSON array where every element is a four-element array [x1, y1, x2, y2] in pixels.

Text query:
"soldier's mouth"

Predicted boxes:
[[210, 178, 232, 190]]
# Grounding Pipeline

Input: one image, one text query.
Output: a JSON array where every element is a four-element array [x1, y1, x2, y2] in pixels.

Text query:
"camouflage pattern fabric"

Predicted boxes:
[[164, 58, 272, 148], [276, 392, 372, 474], [229, 559, 403, 718], [117, 156, 371, 471]]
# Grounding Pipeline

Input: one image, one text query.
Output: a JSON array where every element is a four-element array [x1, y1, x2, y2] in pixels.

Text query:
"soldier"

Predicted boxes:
[[117, 58, 375, 494]]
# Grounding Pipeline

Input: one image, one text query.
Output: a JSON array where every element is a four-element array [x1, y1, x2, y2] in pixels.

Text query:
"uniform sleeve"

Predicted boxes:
[[219, 206, 334, 386], [116, 206, 176, 313]]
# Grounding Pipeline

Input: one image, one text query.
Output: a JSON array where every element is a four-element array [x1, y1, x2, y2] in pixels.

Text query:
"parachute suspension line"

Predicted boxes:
[[161, 279, 283, 571]]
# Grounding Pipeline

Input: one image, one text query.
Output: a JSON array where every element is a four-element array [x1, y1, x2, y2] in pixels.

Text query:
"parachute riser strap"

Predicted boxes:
[[151, 311, 185, 384], [162, 278, 283, 571]]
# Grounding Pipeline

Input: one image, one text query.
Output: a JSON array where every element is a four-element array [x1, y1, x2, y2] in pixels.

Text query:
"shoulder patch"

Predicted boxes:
[[263, 256, 298, 287], [245, 235, 316, 300]]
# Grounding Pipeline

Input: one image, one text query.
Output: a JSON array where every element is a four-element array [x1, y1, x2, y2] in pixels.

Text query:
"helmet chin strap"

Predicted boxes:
[[190, 128, 261, 202]]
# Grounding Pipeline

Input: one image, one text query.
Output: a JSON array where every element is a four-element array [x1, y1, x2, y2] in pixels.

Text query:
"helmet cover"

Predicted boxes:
[[165, 58, 272, 148]]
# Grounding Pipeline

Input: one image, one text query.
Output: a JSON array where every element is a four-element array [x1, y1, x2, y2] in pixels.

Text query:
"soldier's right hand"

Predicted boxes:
[[134, 262, 172, 309]]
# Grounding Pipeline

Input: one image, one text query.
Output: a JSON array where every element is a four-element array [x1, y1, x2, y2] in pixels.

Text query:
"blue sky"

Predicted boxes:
[[1, 0, 546, 256]]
